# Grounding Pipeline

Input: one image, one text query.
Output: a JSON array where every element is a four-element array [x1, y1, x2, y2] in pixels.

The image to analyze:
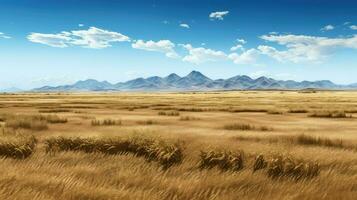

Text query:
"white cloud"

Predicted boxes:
[[350, 25, 357, 30], [344, 22, 351, 25], [228, 49, 260, 64], [132, 39, 179, 58], [180, 23, 190, 29], [258, 34, 357, 63], [321, 25, 334, 31], [0, 32, 11, 39], [230, 44, 244, 51], [27, 32, 72, 48], [78, 24, 84, 27], [236, 38, 247, 44], [209, 11, 229, 20], [27, 27, 130, 49], [269, 31, 279, 35], [181, 44, 227, 64]]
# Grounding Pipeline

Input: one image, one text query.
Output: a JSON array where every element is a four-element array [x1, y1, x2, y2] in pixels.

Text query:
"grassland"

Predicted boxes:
[[0, 91, 356, 199]]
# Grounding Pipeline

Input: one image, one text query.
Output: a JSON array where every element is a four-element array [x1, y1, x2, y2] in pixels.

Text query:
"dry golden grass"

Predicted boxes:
[[308, 110, 352, 118], [223, 123, 273, 131], [0, 91, 356, 199], [158, 111, 180, 116], [91, 118, 122, 126]]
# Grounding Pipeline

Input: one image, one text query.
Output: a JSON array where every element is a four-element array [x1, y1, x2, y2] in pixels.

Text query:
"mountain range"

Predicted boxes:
[[32, 71, 357, 92]]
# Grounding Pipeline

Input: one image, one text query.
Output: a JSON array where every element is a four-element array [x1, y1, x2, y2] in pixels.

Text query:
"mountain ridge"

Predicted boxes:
[[32, 71, 357, 92]]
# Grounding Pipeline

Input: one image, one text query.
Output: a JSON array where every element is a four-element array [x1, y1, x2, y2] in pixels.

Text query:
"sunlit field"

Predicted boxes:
[[0, 91, 356, 200]]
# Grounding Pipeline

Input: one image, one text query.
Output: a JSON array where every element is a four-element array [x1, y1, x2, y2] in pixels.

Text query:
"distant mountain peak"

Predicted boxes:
[[187, 70, 206, 77], [165, 73, 181, 83], [32, 71, 357, 92]]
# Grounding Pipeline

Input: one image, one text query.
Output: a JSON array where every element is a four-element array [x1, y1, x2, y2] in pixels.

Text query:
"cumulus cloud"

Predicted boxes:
[[181, 44, 227, 64], [78, 24, 84, 27], [321, 25, 334, 31], [209, 11, 229, 20], [132, 39, 179, 58], [228, 49, 260, 64], [27, 27, 130, 49], [230, 44, 244, 51], [0, 32, 11, 39], [236, 38, 247, 44], [258, 34, 357, 63], [350, 25, 357, 30], [180, 23, 190, 29]]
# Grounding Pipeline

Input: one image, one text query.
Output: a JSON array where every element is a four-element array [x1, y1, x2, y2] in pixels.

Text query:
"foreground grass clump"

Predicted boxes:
[[199, 149, 244, 171], [158, 111, 180, 116], [265, 156, 320, 180], [0, 136, 37, 159], [308, 111, 352, 118], [44, 136, 183, 169], [91, 118, 122, 126], [223, 123, 272, 131], [253, 154, 268, 172]]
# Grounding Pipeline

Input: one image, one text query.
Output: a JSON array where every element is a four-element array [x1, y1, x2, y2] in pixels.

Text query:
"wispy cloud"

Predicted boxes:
[[321, 24, 334, 31], [132, 39, 179, 58], [179, 23, 190, 29], [27, 27, 130, 49], [236, 38, 247, 44], [258, 34, 357, 63], [209, 11, 229, 20], [350, 25, 357, 30], [0, 32, 11, 39]]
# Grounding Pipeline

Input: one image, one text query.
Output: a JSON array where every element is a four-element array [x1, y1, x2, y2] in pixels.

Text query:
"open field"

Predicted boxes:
[[0, 91, 356, 199]]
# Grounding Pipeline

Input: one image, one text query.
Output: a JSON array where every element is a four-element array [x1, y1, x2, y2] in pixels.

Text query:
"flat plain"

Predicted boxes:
[[0, 91, 356, 200]]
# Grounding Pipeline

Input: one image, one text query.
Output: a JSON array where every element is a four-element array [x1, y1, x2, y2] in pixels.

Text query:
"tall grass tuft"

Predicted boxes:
[[179, 116, 200, 121], [199, 149, 244, 171], [158, 111, 180, 116], [44, 136, 184, 169], [91, 118, 122, 126], [308, 111, 352, 118], [0, 136, 37, 159], [266, 155, 320, 180], [253, 154, 268, 172], [5, 116, 48, 130], [223, 123, 273, 131], [291, 134, 344, 148], [2, 114, 67, 130], [288, 109, 308, 113]]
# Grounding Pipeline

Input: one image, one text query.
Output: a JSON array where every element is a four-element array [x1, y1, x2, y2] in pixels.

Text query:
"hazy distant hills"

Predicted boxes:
[[33, 71, 357, 92], [0, 87, 23, 93]]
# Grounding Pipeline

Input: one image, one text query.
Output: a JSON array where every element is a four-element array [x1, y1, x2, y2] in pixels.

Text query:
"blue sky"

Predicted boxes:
[[1, 0, 357, 89]]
